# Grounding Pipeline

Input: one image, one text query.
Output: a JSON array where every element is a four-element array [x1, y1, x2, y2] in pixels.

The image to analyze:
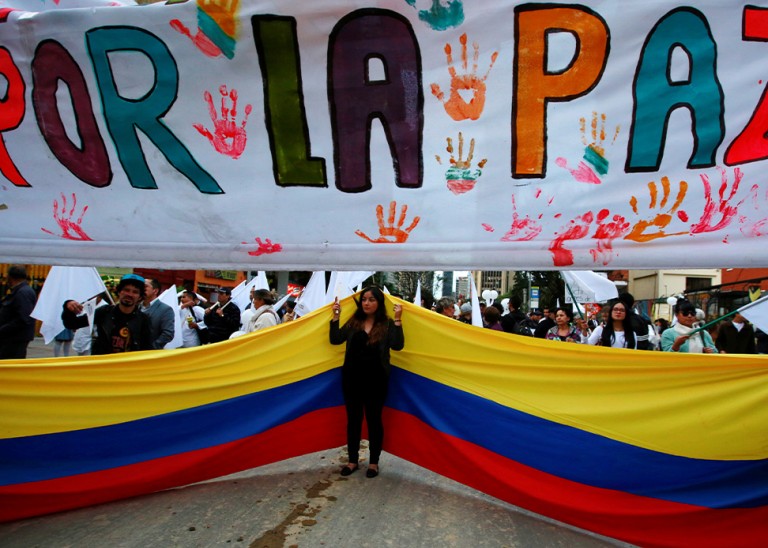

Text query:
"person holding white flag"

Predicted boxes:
[[661, 299, 717, 354], [62, 273, 153, 354]]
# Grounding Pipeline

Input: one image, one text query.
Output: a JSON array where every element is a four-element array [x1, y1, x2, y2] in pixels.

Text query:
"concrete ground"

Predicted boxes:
[[2, 338, 633, 548]]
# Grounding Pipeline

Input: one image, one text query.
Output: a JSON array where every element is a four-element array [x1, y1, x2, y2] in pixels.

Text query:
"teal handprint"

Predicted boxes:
[[405, 0, 464, 31]]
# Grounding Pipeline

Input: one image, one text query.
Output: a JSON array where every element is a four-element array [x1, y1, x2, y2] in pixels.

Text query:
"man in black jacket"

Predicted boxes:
[[716, 312, 756, 354], [204, 287, 241, 343], [62, 273, 153, 354], [0, 265, 38, 359]]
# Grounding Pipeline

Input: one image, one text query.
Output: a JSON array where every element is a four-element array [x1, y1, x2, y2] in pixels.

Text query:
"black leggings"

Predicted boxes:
[[342, 378, 388, 465]]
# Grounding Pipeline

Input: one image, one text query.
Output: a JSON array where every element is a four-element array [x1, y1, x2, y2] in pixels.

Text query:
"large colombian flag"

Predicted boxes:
[[1, 296, 767, 547]]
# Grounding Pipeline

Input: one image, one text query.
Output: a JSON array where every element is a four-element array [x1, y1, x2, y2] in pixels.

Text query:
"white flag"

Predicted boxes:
[[738, 294, 768, 334], [295, 271, 327, 317], [561, 271, 619, 304], [328, 271, 375, 303], [469, 275, 483, 328], [159, 286, 183, 349], [413, 280, 422, 306], [31, 266, 107, 344]]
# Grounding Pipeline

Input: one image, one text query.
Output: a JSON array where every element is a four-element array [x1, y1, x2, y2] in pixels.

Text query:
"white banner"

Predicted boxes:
[[1, 0, 768, 269]]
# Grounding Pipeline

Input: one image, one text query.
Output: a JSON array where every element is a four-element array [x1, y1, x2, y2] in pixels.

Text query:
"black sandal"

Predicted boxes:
[[340, 464, 358, 476]]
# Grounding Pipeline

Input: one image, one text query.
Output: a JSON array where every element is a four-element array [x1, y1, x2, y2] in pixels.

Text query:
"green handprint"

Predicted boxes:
[[405, 0, 464, 31]]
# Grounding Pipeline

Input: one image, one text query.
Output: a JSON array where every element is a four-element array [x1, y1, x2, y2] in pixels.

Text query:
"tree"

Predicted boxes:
[[511, 271, 565, 310], [393, 271, 435, 303]]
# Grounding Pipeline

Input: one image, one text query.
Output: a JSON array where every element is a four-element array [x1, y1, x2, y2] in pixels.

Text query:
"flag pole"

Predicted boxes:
[[687, 310, 737, 337], [688, 294, 768, 336]]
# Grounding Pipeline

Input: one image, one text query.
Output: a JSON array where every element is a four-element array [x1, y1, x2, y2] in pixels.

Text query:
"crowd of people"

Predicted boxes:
[[2, 265, 766, 358], [431, 293, 767, 355]]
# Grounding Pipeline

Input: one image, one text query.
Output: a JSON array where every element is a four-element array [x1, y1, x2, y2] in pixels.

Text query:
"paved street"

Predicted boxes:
[[3, 338, 632, 548]]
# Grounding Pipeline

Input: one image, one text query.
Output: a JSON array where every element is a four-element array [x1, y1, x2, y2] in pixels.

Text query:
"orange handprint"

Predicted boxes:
[[430, 33, 498, 121], [625, 177, 689, 242], [355, 201, 421, 243], [690, 167, 744, 234], [194, 85, 253, 159], [41, 193, 93, 241]]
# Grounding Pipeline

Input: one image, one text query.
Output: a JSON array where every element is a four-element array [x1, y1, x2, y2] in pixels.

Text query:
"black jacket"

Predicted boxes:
[[0, 281, 37, 343], [330, 318, 404, 376], [62, 303, 153, 354]]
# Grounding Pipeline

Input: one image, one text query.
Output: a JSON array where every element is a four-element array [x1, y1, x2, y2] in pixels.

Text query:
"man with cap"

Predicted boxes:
[[62, 273, 153, 354], [0, 265, 38, 359], [517, 308, 542, 336], [458, 302, 473, 324], [204, 287, 241, 343]]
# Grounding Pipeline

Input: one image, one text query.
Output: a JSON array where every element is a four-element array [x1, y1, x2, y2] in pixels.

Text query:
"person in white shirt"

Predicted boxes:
[[588, 301, 637, 349], [179, 291, 206, 347]]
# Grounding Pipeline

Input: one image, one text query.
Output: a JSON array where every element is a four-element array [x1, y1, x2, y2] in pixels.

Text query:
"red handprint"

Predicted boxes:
[[430, 33, 498, 121], [589, 209, 629, 265], [625, 176, 689, 242], [241, 237, 283, 256], [500, 195, 543, 241], [41, 193, 93, 241], [170, 19, 224, 58], [690, 167, 743, 234], [194, 85, 253, 159], [548, 211, 594, 266]]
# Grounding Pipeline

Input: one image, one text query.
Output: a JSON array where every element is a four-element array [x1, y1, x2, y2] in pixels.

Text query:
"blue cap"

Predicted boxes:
[[120, 273, 145, 284]]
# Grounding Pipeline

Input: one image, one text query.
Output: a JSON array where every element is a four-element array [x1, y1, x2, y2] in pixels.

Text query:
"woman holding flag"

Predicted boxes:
[[661, 299, 717, 353], [330, 286, 403, 478]]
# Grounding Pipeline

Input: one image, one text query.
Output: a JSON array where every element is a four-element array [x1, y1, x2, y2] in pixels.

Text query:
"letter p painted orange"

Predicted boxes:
[[513, 6, 609, 178]]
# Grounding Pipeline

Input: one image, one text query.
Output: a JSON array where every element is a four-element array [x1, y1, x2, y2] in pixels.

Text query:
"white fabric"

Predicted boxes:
[[562, 271, 619, 304], [413, 280, 422, 306], [673, 323, 705, 354], [159, 287, 182, 349], [3, 2, 768, 270], [295, 272, 326, 317], [31, 266, 107, 344], [469, 275, 483, 328], [739, 295, 768, 334]]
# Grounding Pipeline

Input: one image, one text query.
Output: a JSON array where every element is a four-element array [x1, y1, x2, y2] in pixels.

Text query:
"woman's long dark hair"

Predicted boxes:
[[345, 286, 389, 344], [600, 301, 636, 348]]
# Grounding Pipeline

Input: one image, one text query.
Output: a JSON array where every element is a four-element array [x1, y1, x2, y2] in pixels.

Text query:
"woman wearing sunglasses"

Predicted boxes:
[[661, 299, 717, 353]]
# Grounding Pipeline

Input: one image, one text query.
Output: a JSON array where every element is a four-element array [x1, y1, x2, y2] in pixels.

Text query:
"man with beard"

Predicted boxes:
[[62, 273, 153, 354]]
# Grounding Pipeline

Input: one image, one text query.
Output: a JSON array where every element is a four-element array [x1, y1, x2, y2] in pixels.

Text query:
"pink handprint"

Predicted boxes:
[[500, 195, 543, 241], [690, 167, 744, 234], [41, 193, 93, 241], [739, 184, 768, 237], [589, 209, 629, 265], [548, 211, 594, 266], [194, 85, 253, 159], [241, 237, 283, 256]]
